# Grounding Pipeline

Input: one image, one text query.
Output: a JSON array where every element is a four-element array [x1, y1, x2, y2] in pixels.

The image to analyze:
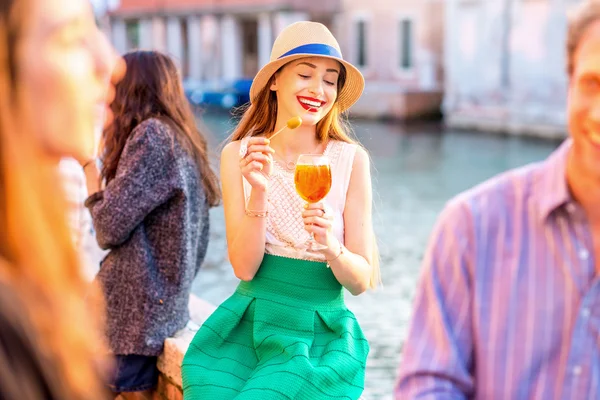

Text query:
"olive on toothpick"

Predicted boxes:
[[269, 116, 303, 139]]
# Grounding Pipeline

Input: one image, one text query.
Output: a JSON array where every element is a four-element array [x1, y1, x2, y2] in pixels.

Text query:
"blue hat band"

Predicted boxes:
[[278, 43, 342, 60]]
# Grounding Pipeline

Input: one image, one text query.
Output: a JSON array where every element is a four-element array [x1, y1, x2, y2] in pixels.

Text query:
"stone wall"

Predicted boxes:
[[352, 83, 443, 120], [443, 0, 574, 138]]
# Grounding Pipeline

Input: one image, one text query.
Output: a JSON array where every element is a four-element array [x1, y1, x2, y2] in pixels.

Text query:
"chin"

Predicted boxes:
[[303, 113, 324, 125]]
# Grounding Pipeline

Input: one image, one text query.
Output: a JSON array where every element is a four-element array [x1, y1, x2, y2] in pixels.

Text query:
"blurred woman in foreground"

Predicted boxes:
[[0, 0, 123, 398]]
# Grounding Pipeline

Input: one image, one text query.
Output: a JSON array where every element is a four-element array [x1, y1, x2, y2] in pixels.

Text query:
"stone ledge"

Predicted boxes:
[[352, 88, 443, 120], [446, 112, 567, 140], [154, 294, 216, 398]]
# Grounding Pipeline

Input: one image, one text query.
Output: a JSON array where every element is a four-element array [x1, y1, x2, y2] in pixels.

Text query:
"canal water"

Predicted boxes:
[[191, 111, 562, 399]]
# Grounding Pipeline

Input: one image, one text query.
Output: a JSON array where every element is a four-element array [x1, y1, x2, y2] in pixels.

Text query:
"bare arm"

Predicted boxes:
[[221, 138, 274, 281], [303, 147, 374, 295], [82, 162, 101, 197]]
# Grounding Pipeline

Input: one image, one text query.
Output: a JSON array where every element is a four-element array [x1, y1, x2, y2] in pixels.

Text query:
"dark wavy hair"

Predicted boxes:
[[102, 50, 220, 206]]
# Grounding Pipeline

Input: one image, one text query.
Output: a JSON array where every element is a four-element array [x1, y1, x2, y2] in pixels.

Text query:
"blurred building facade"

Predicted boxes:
[[103, 0, 445, 120], [106, 0, 332, 83], [336, 0, 444, 119], [444, 0, 579, 138]]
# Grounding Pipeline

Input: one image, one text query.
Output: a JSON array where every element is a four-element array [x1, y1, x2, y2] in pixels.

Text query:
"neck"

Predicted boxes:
[[270, 118, 322, 157], [567, 148, 600, 224]]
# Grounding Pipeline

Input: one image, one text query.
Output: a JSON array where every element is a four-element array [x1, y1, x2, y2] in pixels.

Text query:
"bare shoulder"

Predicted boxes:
[[347, 145, 372, 198], [220, 141, 244, 184], [352, 145, 370, 172], [221, 141, 241, 161]]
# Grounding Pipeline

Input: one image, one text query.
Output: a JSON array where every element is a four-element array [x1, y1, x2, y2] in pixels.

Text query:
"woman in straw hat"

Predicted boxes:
[[182, 21, 380, 399]]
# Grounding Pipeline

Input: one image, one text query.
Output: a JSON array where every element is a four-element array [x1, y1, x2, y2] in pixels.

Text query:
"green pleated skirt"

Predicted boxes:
[[181, 254, 369, 400]]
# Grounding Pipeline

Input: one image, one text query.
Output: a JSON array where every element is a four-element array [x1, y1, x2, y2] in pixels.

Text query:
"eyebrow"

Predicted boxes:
[[296, 62, 340, 74]]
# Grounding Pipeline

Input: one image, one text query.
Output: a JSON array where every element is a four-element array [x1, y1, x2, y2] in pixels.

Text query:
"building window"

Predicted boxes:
[[241, 19, 259, 78], [125, 19, 140, 50], [356, 20, 367, 68], [399, 18, 413, 70], [180, 19, 189, 78]]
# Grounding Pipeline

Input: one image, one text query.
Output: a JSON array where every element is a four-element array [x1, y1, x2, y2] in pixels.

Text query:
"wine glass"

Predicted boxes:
[[294, 154, 332, 251]]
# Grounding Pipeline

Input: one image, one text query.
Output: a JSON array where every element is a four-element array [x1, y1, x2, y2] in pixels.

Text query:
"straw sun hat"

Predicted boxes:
[[249, 21, 365, 113]]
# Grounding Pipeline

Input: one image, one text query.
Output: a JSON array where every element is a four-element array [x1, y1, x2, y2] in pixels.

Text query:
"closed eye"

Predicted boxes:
[[298, 74, 310, 79]]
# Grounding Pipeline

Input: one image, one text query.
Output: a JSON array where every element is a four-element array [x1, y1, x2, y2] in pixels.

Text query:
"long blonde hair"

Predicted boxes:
[[231, 64, 381, 288], [0, 0, 107, 398]]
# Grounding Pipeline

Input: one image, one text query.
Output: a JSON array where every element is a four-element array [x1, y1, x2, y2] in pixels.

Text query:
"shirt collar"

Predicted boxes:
[[537, 139, 572, 221]]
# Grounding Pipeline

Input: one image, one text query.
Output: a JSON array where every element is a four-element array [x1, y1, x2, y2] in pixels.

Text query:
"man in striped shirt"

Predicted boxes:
[[396, 2, 600, 399]]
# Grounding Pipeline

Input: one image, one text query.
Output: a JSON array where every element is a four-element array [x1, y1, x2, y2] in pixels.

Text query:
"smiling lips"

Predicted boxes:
[[297, 96, 326, 112]]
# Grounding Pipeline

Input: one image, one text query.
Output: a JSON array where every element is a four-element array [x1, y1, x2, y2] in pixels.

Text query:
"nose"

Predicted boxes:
[[308, 79, 324, 97], [92, 29, 126, 89], [110, 55, 127, 87]]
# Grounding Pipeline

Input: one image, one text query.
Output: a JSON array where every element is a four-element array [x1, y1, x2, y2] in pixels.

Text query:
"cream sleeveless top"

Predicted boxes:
[[242, 140, 357, 261]]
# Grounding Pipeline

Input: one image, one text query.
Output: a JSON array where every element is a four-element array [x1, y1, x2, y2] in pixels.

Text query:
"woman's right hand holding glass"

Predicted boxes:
[[239, 137, 274, 191]]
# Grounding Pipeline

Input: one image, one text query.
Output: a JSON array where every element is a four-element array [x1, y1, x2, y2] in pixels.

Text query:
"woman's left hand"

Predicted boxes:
[[302, 202, 337, 250]]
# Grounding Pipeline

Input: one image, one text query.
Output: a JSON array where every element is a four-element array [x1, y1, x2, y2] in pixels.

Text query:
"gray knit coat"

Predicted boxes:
[[85, 118, 209, 356]]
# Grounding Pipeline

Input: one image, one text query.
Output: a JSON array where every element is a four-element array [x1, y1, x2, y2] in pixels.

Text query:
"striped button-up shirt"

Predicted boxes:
[[395, 140, 600, 399]]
